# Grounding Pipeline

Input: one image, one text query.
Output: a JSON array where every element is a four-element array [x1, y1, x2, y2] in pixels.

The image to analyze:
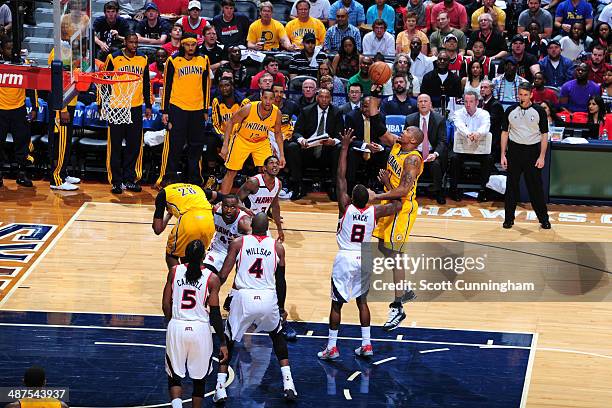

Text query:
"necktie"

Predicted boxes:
[[363, 117, 371, 161], [421, 117, 430, 160], [314, 109, 326, 158]]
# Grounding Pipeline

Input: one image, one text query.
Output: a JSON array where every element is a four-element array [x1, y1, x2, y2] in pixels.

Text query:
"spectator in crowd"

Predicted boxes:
[[555, 0, 593, 34], [431, 0, 468, 32], [588, 22, 612, 52], [405, 93, 448, 204], [560, 22, 591, 61], [177, 0, 208, 45], [319, 74, 345, 106], [468, 13, 507, 60], [380, 74, 416, 116], [339, 83, 363, 115], [471, 0, 506, 32], [480, 79, 504, 163], [348, 56, 374, 97], [118, 0, 147, 22], [599, 3, 612, 25], [420, 50, 462, 107], [291, 88, 344, 201], [286, 0, 326, 48], [517, 0, 553, 38], [247, 2, 296, 51], [539, 40, 575, 87], [0, 3, 11, 35], [363, 18, 395, 56], [403, 0, 428, 32], [93, 1, 129, 59], [462, 59, 485, 98], [429, 12, 467, 56], [200, 25, 227, 73], [329, 0, 365, 27], [449, 91, 492, 202], [250, 56, 287, 91], [393, 53, 420, 96], [586, 95, 607, 137], [462, 39, 494, 79], [154, 0, 187, 16], [493, 57, 529, 109], [163, 23, 182, 56], [531, 71, 560, 105], [497, 35, 541, 82], [318, 61, 346, 103], [396, 12, 429, 55], [248, 72, 274, 101], [525, 21, 547, 58], [149, 48, 168, 96], [136, 3, 170, 45], [297, 78, 318, 109], [222, 46, 249, 90], [540, 100, 560, 128], [291, 0, 331, 26], [444, 34, 465, 75], [559, 62, 601, 112], [324, 8, 362, 52], [587, 45, 611, 84], [212, 0, 249, 48], [603, 66, 612, 98], [408, 38, 434, 78], [366, 0, 396, 34], [331, 36, 361, 78], [289, 33, 328, 79]]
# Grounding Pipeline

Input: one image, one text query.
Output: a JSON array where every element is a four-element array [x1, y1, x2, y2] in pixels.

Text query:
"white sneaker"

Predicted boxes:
[[317, 346, 340, 360], [65, 176, 81, 184], [212, 385, 227, 404], [50, 182, 78, 191], [283, 380, 298, 401], [383, 305, 406, 331], [278, 188, 293, 200], [354, 344, 374, 357]]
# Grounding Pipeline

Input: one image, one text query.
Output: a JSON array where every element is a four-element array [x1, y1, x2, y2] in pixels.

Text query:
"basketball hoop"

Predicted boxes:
[[76, 70, 142, 125]]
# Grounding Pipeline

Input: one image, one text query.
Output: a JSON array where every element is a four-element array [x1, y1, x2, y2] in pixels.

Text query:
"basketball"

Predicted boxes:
[[369, 61, 392, 85]]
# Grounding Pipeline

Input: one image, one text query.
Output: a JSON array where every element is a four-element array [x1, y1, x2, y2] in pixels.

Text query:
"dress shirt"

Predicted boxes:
[[454, 107, 491, 139]]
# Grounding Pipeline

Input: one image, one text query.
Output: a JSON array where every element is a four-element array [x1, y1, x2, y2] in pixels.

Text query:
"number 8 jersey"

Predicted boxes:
[[235, 235, 278, 290], [336, 204, 376, 251]]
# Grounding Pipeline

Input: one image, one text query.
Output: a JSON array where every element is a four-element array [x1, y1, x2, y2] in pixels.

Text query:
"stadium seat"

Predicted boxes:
[[385, 115, 405, 136], [235, 0, 259, 21]]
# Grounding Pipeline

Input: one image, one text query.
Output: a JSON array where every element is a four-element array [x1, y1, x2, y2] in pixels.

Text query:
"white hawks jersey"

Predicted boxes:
[[208, 208, 249, 254], [247, 174, 280, 215], [171, 263, 213, 322], [234, 235, 278, 290], [336, 204, 376, 251]]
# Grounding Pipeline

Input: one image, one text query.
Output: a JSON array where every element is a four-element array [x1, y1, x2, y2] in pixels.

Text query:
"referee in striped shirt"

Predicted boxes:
[[501, 82, 551, 230]]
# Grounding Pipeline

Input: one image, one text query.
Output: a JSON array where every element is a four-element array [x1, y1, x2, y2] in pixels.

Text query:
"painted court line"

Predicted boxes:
[[520, 332, 539, 408], [487, 339, 494, 345], [343, 389, 352, 400], [347, 371, 361, 382], [373, 357, 397, 366], [396, 335, 403, 340], [0, 202, 87, 307], [420, 348, 450, 354], [306, 330, 313, 336]]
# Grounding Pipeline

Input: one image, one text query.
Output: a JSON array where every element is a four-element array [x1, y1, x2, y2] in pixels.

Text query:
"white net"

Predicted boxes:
[[93, 72, 141, 125]]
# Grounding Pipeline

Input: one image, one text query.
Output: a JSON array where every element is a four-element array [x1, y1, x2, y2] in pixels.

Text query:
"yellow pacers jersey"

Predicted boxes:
[[386, 144, 423, 201], [285, 17, 326, 48], [212, 97, 250, 135], [0, 86, 25, 110], [104, 50, 150, 107], [235, 102, 279, 143], [164, 183, 212, 218], [246, 19, 287, 51], [19, 398, 62, 408], [163, 55, 211, 111]]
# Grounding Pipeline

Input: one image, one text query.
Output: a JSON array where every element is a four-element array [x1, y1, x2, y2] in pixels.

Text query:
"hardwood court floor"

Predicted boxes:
[[0, 181, 611, 407]]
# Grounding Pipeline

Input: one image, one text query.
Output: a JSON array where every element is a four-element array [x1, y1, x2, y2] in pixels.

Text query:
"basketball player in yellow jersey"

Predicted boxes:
[[157, 33, 212, 187], [218, 88, 285, 194], [369, 96, 424, 330], [5, 366, 69, 408], [104, 33, 152, 194], [152, 173, 215, 270]]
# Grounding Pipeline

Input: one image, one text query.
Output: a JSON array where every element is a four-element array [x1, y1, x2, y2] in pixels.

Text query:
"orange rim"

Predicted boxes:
[[76, 71, 141, 85]]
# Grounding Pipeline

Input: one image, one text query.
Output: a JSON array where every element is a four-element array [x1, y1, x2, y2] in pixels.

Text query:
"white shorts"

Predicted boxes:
[[204, 248, 226, 274], [225, 288, 281, 342], [165, 319, 214, 380], [331, 250, 369, 303]]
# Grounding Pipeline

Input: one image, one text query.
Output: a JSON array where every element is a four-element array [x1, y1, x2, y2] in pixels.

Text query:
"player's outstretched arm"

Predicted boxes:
[[371, 154, 422, 202], [207, 273, 228, 362], [162, 267, 175, 320], [219, 238, 242, 285], [373, 200, 403, 220], [274, 240, 287, 318], [337, 128, 354, 214], [270, 188, 284, 242]]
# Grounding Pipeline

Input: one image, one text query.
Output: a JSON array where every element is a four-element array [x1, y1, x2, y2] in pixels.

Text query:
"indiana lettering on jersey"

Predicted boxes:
[[352, 213, 370, 222], [176, 277, 203, 290], [292, 28, 315, 37], [253, 196, 274, 205], [388, 154, 402, 177], [118, 65, 144, 75], [245, 247, 272, 257], [178, 65, 204, 77], [245, 121, 269, 132]]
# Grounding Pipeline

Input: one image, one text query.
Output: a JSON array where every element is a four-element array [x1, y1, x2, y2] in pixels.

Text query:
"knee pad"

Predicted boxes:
[[192, 378, 205, 398], [269, 329, 289, 361], [167, 374, 182, 389]]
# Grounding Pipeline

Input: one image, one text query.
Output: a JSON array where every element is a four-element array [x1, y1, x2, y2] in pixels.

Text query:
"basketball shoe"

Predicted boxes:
[[354, 344, 373, 357], [212, 384, 227, 404], [383, 303, 406, 331], [317, 346, 340, 360]]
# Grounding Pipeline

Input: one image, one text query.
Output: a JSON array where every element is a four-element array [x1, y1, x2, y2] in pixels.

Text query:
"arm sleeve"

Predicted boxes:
[[205, 188, 225, 204], [162, 57, 175, 113], [501, 105, 511, 132], [154, 190, 167, 219], [536, 105, 549, 133], [142, 62, 152, 109], [209, 306, 225, 343], [274, 265, 287, 310]]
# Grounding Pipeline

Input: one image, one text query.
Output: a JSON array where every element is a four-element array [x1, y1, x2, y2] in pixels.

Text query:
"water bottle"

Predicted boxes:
[[602, 129, 608, 141]]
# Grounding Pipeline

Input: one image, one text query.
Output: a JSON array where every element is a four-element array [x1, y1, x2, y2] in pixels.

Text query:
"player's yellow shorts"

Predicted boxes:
[[372, 199, 418, 252], [225, 135, 273, 171], [166, 209, 215, 258]]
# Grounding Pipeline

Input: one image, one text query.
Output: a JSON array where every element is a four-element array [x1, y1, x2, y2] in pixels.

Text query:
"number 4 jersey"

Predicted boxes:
[[234, 235, 278, 291], [336, 204, 376, 251], [171, 263, 214, 322]]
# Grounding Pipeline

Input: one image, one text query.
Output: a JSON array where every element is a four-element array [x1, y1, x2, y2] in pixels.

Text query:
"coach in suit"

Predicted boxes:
[[338, 83, 363, 116], [405, 93, 448, 204], [288, 88, 344, 200], [480, 79, 504, 163], [343, 96, 389, 190]]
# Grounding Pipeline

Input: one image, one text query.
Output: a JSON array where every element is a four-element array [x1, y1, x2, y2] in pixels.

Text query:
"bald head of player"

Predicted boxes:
[[399, 126, 425, 150], [352, 184, 369, 209], [251, 212, 269, 236]]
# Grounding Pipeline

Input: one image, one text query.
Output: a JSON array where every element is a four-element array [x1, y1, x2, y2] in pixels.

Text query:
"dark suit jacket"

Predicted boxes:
[[405, 111, 447, 157], [339, 101, 360, 117], [482, 97, 504, 139], [344, 109, 387, 149], [292, 103, 343, 143], [419, 69, 462, 107]]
